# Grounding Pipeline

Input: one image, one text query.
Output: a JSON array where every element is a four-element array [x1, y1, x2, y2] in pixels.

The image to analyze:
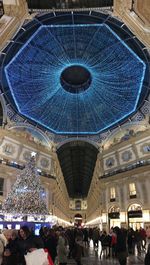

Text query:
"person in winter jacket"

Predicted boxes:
[[114, 227, 127, 265], [144, 243, 150, 265], [73, 233, 84, 265], [18, 226, 44, 265], [57, 232, 68, 265], [2, 229, 20, 265], [0, 229, 12, 265]]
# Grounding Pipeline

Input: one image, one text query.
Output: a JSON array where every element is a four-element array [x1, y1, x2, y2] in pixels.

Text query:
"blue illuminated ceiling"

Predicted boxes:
[[1, 12, 149, 135]]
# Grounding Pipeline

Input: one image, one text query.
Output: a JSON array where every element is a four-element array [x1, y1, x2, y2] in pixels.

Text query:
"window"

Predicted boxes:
[[75, 200, 81, 210], [0, 178, 4, 196], [110, 187, 116, 202], [109, 206, 120, 213], [4, 144, 13, 155], [129, 183, 136, 198], [143, 145, 150, 153]]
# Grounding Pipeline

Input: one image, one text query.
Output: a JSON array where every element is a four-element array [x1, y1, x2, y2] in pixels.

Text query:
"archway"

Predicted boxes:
[[74, 214, 82, 227], [108, 206, 120, 228], [128, 203, 143, 229]]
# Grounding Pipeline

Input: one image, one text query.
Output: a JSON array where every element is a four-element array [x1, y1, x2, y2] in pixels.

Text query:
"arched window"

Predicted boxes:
[[75, 200, 81, 210], [128, 204, 143, 218], [109, 206, 120, 213], [108, 206, 120, 219]]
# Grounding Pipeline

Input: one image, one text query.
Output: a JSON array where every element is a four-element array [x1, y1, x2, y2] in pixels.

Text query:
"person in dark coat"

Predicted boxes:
[[145, 244, 150, 265], [2, 230, 20, 265], [18, 226, 44, 265], [73, 233, 84, 265], [127, 228, 135, 254], [114, 227, 128, 265], [44, 229, 57, 263], [66, 229, 75, 259]]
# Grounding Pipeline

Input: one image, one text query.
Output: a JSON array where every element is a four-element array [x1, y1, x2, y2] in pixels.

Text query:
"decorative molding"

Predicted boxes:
[[40, 158, 50, 169], [105, 157, 115, 168], [121, 150, 133, 162], [2, 143, 14, 155]]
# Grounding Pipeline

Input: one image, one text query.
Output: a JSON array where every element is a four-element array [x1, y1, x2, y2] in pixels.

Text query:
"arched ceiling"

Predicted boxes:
[[57, 140, 99, 198]]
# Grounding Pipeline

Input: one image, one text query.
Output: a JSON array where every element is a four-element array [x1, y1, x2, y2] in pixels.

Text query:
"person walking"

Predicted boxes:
[[57, 231, 68, 265], [114, 227, 128, 265], [73, 232, 84, 265]]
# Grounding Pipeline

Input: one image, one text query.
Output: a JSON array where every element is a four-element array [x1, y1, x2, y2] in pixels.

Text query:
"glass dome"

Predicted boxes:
[[1, 12, 149, 135]]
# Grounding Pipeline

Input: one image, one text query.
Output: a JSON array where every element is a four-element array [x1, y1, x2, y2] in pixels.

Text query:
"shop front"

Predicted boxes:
[[128, 203, 143, 230], [108, 206, 120, 229]]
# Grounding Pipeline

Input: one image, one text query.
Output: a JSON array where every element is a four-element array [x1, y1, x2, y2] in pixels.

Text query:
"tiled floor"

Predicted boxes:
[[67, 243, 145, 265], [68, 255, 145, 265]]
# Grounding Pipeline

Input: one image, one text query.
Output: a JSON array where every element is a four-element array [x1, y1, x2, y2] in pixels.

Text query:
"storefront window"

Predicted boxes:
[[128, 204, 143, 229], [108, 206, 120, 228]]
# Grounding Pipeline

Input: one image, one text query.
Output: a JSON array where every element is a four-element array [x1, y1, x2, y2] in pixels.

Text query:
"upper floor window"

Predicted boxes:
[[129, 183, 136, 198], [4, 144, 13, 155], [110, 187, 116, 202], [75, 200, 81, 210]]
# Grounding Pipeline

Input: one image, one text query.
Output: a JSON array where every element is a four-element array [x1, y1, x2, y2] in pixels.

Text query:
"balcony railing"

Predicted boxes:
[[100, 159, 150, 179], [0, 158, 56, 180]]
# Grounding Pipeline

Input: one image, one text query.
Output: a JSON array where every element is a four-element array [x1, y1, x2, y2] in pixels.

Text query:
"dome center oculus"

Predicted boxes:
[[60, 65, 91, 93]]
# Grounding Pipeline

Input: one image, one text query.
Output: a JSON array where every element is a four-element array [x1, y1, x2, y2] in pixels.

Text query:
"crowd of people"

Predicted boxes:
[[0, 225, 149, 265]]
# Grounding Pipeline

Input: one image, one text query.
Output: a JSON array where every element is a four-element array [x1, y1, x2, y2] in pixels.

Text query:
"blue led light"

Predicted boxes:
[[5, 23, 146, 135]]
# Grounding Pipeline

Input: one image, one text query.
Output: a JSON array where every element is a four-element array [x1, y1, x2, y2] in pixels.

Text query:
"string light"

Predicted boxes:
[[5, 23, 146, 135], [2, 156, 49, 216]]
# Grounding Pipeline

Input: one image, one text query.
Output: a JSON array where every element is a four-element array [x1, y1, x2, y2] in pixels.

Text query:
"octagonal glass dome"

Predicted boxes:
[[1, 12, 149, 135]]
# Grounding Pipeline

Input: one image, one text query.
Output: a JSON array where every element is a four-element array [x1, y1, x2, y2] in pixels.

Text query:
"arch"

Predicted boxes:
[[127, 203, 143, 229], [56, 137, 99, 151], [102, 121, 148, 150], [74, 213, 82, 219], [128, 203, 143, 212], [108, 205, 120, 213], [74, 213, 83, 225], [8, 124, 52, 149]]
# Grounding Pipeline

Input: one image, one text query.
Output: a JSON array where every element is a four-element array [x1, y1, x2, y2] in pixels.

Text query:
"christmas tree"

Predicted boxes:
[[2, 154, 49, 216]]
